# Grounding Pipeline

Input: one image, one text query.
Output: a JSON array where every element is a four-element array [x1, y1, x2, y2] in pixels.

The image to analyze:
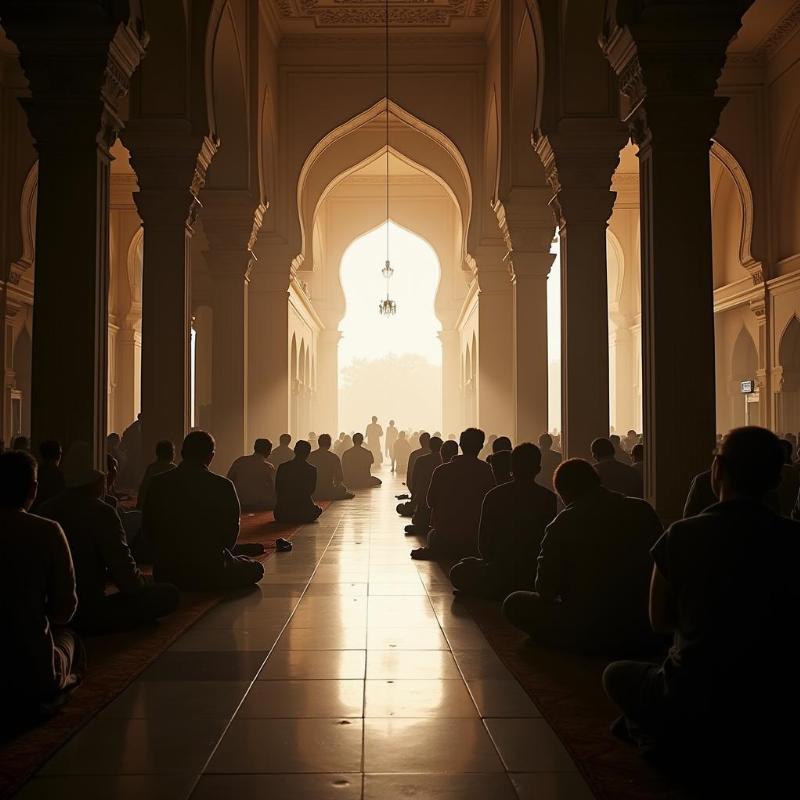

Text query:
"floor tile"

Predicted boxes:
[[14, 774, 197, 800], [191, 774, 363, 800], [366, 650, 460, 679], [169, 627, 282, 652], [206, 718, 363, 773], [364, 718, 505, 773], [510, 772, 595, 800], [453, 649, 513, 680], [365, 679, 478, 718], [257, 649, 366, 680], [140, 651, 266, 682], [237, 680, 364, 718], [364, 773, 518, 799], [276, 626, 367, 650], [485, 719, 577, 772], [467, 679, 542, 718], [367, 627, 449, 650]]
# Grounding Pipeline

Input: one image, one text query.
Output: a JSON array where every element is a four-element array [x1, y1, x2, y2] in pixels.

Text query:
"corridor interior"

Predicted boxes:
[[15, 467, 591, 800]]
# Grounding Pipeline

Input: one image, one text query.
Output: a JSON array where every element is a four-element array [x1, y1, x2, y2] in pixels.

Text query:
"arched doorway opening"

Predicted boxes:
[[338, 221, 442, 435]]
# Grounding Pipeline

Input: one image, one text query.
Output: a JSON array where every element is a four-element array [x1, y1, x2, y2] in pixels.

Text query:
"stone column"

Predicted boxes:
[[316, 329, 341, 437], [439, 329, 460, 437], [123, 127, 217, 459], [603, 3, 752, 521], [202, 197, 264, 473], [1, 2, 146, 466], [248, 271, 290, 443], [536, 129, 626, 459]]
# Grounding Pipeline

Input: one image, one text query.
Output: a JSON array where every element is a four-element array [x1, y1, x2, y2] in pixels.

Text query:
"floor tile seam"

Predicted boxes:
[[186, 512, 346, 796]]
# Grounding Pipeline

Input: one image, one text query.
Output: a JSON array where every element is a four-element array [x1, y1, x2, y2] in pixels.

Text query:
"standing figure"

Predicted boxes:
[[366, 416, 384, 465], [385, 420, 398, 472]]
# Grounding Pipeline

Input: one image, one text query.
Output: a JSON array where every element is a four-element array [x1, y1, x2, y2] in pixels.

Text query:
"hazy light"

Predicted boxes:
[[548, 238, 561, 432]]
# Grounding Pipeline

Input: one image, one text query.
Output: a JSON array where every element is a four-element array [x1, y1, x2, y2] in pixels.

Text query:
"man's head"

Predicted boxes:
[[610, 434, 621, 447], [389, 419, 395, 426], [182, 430, 215, 466], [460, 428, 485, 457], [106, 433, 120, 449], [712, 426, 784, 501], [294, 440, 311, 460], [780, 439, 793, 465], [156, 440, 175, 462], [353, 432, 364, 446], [419, 432, 430, 448], [441, 440, 459, 462], [511, 443, 542, 481], [62, 441, 105, 495], [590, 437, 615, 462], [11, 435, 30, 452], [493, 436, 512, 453], [0, 450, 38, 510], [429, 436, 443, 454], [553, 458, 602, 505], [372, 416, 378, 423], [631, 443, 644, 464], [627, 429, 637, 438], [279, 433, 292, 447], [538, 433, 553, 451], [39, 440, 62, 464], [398, 431, 407, 440], [254, 438, 272, 457], [318, 433, 332, 450]]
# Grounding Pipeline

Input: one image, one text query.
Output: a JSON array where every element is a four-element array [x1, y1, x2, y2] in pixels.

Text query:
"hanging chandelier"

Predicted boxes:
[[378, 0, 396, 317]]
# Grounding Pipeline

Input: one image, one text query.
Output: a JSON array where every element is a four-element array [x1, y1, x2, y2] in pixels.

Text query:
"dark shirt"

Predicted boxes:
[[411, 451, 443, 501], [137, 460, 177, 510], [653, 500, 800, 707], [143, 461, 241, 589], [594, 458, 643, 498], [479, 479, 557, 593], [536, 448, 562, 491], [687, 469, 780, 518], [0, 509, 77, 699], [536, 487, 661, 645], [487, 451, 512, 484], [275, 458, 318, 517], [32, 461, 65, 510], [308, 448, 346, 498], [406, 446, 430, 494], [342, 445, 376, 488], [40, 490, 142, 608]]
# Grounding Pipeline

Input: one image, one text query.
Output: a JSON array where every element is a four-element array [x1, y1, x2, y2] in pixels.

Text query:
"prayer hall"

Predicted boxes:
[[1, 1, 800, 798]]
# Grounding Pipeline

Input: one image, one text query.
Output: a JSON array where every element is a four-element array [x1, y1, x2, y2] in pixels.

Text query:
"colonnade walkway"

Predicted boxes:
[[18, 468, 594, 800]]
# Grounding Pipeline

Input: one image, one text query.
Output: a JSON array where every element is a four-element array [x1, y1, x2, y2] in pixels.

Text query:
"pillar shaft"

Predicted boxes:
[[316, 330, 340, 438], [439, 329, 460, 437]]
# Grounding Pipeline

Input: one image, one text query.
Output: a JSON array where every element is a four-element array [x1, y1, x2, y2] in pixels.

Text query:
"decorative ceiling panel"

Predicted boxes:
[[275, 0, 491, 28]]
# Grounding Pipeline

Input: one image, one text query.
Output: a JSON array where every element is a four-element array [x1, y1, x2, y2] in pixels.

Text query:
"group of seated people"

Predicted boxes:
[[396, 423, 800, 761]]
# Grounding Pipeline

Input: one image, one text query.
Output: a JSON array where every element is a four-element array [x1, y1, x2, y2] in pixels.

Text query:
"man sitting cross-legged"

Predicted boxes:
[[227, 438, 277, 512], [136, 440, 177, 511], [267, 433, 294, 469], [503, 458, 662, 654], [144, 431, 264, 591], [342, 432, 382, 488], [1, 450, 84, 716], [411, 428, 495, 561], [603, 427, 800, 758], [397, 432, 430, 516], [40, 447, 179, 634], [275, 440, 323, 523], [309, 434, 354, 501], [404, 436, 444, 536], [450, 443, 557, 599]]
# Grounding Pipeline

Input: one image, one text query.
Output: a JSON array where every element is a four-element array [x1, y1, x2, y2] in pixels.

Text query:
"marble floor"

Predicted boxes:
[[17, 467, 594, 800]]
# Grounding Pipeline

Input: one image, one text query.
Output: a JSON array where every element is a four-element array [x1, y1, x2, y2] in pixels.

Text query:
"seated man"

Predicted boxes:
[[393, 431, 411, 474], [343, 432, 382, 488], [451, 443, 557, 599], [603, 427, 800, 758], [275, 440, 323, 523], [591, 437, 643, 498], [227, 438, 277, 512], [536, 433, 562, 490], [144, 431, 264, 591], [40, 451, 178, 634], [503, 459, 662, 654], [137, 440, 177, 511], [404, 436, 444, 535], [411, 428, 496, 561], [0, 451, 83, 716], [683, 468, 716, 517], [397, 432, 429, 515], [31, 439, 65, 511], [630, 443, 644, 480], [267, 433, 294, 468], [309, 434, 354, 501]]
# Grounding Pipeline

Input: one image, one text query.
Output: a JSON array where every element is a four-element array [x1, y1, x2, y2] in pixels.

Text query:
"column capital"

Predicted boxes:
[[202, 192, 267, 281]]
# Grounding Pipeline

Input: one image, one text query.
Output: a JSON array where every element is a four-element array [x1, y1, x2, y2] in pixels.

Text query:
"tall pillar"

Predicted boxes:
[[202, 197, 264, 473], [603, 3, 752, 521], [439, 329, 460, 436], [316, 329, 340, 437], [123, 128, 217, 459], [536, 130, 627, 459], [248, 271, 290, 443], [1, 2, 146, 466]]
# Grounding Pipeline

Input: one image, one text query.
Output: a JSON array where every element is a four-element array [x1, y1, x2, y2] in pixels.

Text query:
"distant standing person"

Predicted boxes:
[[393, 431, 411, 473], [385, 420, 398, 472], [366, 416, 384, 466]]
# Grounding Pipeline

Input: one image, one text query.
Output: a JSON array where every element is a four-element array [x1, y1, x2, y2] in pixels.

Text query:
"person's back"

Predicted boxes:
[[342, 434, 381, 488], [536, 435, 561, 490], [136, 440, 177, 511], [267, 436, 294, 468], [274, 442, 322, 523], [33, 441, 65, 511], [309, 437, 353, 500], [227, 439, 276, 512], [406, 433, 430, 491], [393, 434, 411, 471], [592, 438, 643, 498], [411, 448, 443, 502]]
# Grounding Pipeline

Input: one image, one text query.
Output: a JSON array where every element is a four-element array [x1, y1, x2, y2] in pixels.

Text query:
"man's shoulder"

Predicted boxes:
[[14, 510, 65, 539]]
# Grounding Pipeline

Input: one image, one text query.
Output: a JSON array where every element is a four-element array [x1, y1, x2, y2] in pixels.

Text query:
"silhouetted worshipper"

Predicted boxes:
[[405, 436, 444, 535], [309, 434, 354, 500], [399, 432, 430, 515], [536, 433, 562, 489], [385, 419, 398, 470], [274, 440, 323, 523], [12, 434, 30, 451], [106, 453, 144, 549], [503, 458, 662, 654], [137, 440, 177, 511], [441, 439, 459, 463], [393, 430, 412, 473], [591, 437, 643, 498], [333, 433, 347, 457], [0, 451, 84, 715], [267, 433, 294, 468], [603, 427, 800, 757], [227, 438, 277, 512], [120, 413, 143, 491], [343, 432, 382, 488], [106, 432, 126, 477], [39, 450, 178, 634], [776, 439, 800, 517], [488, 450, 512, 484], [411, 428, 496, 561], [450, 443, 557, 599], [308, 432, 318, 451], [683, 469, 716, 517], [144, 431, 264, 591], [31, 439, 65, 511], [480, 434, 497, 461], [630, 443, 644, 480], [366, 416, 384, 465]]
